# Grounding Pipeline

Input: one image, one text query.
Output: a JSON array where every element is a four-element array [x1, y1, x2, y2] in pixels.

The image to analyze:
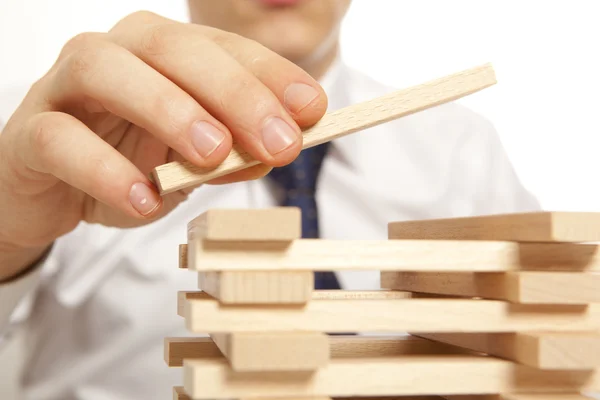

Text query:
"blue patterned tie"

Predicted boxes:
[[267, 143, 341, 289]]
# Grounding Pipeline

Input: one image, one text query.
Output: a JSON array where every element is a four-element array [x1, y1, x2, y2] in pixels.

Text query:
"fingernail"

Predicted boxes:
[[262, 116, 299, 155], [129, 182, 161, 216], [190, 121, 225, 158], [284, 83, 319, 113]]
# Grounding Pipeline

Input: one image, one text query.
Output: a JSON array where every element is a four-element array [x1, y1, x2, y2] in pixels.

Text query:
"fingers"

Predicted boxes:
[[18, 111, 163, 218], [112, 24, 305, 167], [205, 27, 329, 128], [49, 36, 233, 168]]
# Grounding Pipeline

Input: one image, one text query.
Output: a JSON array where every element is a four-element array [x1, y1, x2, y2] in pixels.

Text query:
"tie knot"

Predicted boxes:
[[268, 143, 329, 193]]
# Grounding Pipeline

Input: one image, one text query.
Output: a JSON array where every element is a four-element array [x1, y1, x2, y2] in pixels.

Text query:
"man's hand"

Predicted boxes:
[[0, 11, 328, 279]]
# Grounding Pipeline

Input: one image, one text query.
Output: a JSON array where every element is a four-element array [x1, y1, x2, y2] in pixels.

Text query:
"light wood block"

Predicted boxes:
[[177, 291, 415, 317], [445, 395, 594, 400], [173, 387, 335, 400], [209, 332, 329, 372], [182, 354, 600, 399], [388, 211, 600, 242], [165, 335, 471, 367], [179, 244, 187, 269], [417, 332, 600, 370], [165, 337, 223, 366], [173, 386, 188, 400], [198, 271, 313, 304], [381, 271, 600, 304], [187, 239, 600, 272], [187, 208, 301, 242], [181, 291, 600, 333], [152, 63, 496, 194]]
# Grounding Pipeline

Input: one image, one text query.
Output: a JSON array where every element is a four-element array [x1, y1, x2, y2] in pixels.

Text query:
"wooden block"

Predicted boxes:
[[182, 291, 600, 333], [381, 271, 600, 304], [173, 387, 336, 400], [417, 332, 600, 370], [445, 395, 594, 400], [173, 386, 187, 400], [198, 271, 313, 304], [177, 290, 417, 316], [187, 208, 301, 242], [179, 244, 187, 269], [209, 332, 329, 372], [388, 211, 600, 242], [187, 239, 600, 272], [165, 335, 471, 367], [165, 337, 223, 366], [182, 354, 600, 399], [152, 63, 496, 194]]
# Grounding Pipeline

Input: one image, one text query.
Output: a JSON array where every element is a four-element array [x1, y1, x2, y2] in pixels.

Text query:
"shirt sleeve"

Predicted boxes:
[[0, 118, 47, 336], [0, 248, 49, 337]]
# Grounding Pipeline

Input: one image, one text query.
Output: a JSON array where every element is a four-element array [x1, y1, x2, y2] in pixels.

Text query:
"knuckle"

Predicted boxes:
[[88, 156, 112, 185], [60, 32, 105, 58], [222, 74, 258, 101], [29, 115, 60, 161], [209, 29, 240, 48], [139, 23, 176, 57], [64, 46, 99, 85], [120, 10, 161, 27], [152, 95, 197, 144]]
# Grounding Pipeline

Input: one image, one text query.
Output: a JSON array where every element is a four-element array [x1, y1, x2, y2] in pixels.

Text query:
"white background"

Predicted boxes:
[[1, 2, 600, 397], [1, 0, 600, 212]]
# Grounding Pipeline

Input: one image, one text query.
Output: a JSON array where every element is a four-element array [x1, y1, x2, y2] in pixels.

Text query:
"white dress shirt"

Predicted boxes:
[[0, 57, 541, 400]]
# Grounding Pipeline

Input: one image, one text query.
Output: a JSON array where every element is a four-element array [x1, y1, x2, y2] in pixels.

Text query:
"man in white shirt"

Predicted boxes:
[[0, 0, 540, 399]]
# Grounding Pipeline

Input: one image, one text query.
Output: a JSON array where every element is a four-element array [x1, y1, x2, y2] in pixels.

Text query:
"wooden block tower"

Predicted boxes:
[[166, 207, 600, 400]]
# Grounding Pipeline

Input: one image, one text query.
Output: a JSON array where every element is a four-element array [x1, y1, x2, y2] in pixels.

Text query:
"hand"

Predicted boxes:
[[0, 11, 327, 279]]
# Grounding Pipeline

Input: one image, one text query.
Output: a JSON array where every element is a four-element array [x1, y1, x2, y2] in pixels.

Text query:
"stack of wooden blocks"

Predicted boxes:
[[166, 207, 600, 400]]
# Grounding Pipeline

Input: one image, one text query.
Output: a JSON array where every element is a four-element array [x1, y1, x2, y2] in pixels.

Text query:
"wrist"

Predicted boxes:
[[0, 243, 50, 282]]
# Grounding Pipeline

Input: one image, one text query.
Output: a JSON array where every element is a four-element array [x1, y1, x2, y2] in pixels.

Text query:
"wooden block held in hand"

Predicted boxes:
[[388, 211, 600, 242], [210, 332, 329, 372], [198, 270, 313, 304], [381, 271, 600, 304], [152, 63, 496, 194], [417, 331, 600, 370]]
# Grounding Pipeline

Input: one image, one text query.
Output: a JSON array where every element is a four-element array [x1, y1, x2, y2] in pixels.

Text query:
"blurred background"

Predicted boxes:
[[1, 0, 600, 398]]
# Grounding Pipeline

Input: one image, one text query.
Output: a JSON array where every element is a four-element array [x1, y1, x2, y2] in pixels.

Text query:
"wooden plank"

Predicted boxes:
[[381, 271, 600, 304], [187, 208, 301, 242], [173, 386, 188, 400], [445, 394, 594, 400], [187, 239, 600, 272], [182, 291, 600, 333], [209, 332, 329, 372], [173, 387, 335, 400], [152, 63, 496, 194], [417, 332, 600, 370], [182, 354, 600, 399], [179, 244, 187, 269], [165, 337, 223, 366], [388, 211, 600, 242], [198, 271, 313, 304], [176, 290, 426, 316], [165, 335, 472, 367]]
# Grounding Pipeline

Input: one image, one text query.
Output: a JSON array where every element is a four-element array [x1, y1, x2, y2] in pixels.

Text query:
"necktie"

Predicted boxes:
[[267, 143, 341, 290]]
